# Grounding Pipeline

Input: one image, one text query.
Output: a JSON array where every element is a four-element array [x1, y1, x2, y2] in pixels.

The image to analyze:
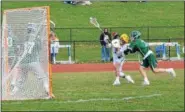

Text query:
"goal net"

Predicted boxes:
[[1, 6, 52, 100]]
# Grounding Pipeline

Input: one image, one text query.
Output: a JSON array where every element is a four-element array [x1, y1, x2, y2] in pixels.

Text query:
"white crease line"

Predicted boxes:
[[2, 94, 162, 105]]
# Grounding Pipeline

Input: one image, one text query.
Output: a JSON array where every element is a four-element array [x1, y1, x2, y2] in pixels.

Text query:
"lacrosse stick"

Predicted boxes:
[[50, 20, 55, 32], [89, 17, 111, 46], [89, 17, 103, 32]]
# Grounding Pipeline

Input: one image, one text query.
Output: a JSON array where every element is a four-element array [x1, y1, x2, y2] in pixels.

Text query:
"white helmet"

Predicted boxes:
[[27, 23, 37, 34]]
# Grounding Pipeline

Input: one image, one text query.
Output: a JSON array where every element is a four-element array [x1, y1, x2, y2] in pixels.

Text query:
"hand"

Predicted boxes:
[[124, 49, 129, 55], [106, 43, 112, 48]]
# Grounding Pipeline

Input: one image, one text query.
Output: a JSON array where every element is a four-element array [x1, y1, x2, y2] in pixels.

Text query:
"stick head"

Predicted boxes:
[[89, 17, 100, 28]]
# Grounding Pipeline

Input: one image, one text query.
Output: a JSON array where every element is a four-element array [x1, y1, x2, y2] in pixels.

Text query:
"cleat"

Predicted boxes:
[[142, 80, 150, 86], [125, 75, 135, 84], [113, 80, 120, 86], [169, 68, 176, 77]]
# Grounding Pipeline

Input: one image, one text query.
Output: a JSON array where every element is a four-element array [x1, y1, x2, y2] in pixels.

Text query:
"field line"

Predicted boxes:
[[2, 94, 162, 104], [62, 94, 162, 103]]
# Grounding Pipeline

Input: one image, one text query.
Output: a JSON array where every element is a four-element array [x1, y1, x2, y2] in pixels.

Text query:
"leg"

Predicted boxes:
[[30, 62, 54, 98], [101, 46, 106, 62], [140, 59, 150, 85], [103, 46, 107, 62], [10, 65, 29, 95], [51, 53, 54, 64], [106, 48, 110, 62], [149, 55, 176, 77], [119, 60, 135, 84], [11, 67, 20, 86], [113, 62, 121, 85]]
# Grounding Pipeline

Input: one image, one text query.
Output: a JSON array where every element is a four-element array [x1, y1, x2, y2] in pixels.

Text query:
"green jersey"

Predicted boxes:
[[127, 39, 158, 70], [21, 37, 42, 64], [128, 39, 150, 57]]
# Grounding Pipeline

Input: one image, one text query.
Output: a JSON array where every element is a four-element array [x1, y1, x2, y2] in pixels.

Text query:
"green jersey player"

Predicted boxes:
[[124, 31, 176, 86]]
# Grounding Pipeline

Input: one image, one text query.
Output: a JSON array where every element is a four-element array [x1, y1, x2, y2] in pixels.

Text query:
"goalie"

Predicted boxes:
[[112, 33, 134, 86], [10, 23, 54, 99]]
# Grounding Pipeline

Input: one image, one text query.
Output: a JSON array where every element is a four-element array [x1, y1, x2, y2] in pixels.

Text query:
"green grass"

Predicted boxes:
[[2, 69, 184, 111], [2, 1, 184, 40], [2, 1, 184, 62]]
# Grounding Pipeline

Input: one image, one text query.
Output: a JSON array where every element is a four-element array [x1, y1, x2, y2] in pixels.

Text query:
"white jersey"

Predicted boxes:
[[112, 44, 128, 63]]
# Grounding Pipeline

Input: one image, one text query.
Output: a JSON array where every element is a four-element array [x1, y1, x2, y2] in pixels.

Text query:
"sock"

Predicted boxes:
[[116, 76, 120, 81], [144, 77, 149, 82], [165, 68, 173, 73]]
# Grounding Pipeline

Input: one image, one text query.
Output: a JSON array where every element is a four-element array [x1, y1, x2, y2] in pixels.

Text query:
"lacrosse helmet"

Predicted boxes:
[[120, 33, 129, 43], [130, 30, 141, 41], [112, 32, 117, 36]]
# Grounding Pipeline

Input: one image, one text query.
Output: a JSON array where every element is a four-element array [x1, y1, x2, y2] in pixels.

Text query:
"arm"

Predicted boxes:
[[124, 42, 137, 55], [99, 33, 105, 46], [108, 33, 112, 41]]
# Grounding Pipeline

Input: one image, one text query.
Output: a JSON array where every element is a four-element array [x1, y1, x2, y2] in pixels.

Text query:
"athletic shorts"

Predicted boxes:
[[141, 54, 158, 70]]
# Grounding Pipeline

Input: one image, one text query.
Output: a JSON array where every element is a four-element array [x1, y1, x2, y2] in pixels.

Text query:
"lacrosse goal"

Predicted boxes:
[[1, 6, 52, 100]]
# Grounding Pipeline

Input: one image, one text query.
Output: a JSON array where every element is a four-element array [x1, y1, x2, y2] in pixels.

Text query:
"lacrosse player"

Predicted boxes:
[[112, 33, 135, 86], [124, 30, 176, 86], [10, 23, 54, 98]]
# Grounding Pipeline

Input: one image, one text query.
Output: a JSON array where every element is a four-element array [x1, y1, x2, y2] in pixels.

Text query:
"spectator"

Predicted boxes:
[[79, 1, 92, 5], [63, 0, 76, 5], [99, 28, 111, 62], [50, 32, 60, 64], [140, 1, 147, 2]]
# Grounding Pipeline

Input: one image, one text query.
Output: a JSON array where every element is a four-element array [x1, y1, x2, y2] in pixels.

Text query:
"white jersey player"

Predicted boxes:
[[10, 23, 54, 99], [112, 33, 134, 86]]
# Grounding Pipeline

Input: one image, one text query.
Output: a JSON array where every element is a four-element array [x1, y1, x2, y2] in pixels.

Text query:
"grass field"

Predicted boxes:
[[1, 1, 184, 111], [2, 69, 184, 111], [2, 1, 184, 40], [2, 1, 184, 62]]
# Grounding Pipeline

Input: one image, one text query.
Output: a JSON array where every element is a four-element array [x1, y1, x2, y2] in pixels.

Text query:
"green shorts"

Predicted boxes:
[[141, 54, 158, 70]]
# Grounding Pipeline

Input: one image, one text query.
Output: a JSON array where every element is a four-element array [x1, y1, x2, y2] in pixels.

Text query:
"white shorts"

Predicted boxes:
[[113, 56, 125, 72]]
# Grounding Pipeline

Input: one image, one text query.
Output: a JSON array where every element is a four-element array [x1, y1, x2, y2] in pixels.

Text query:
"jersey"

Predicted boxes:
[[20, 36, 42, 64], [112, 44, 128, 63], [128, 39, 149, 57], [128, 39, 157, 69]]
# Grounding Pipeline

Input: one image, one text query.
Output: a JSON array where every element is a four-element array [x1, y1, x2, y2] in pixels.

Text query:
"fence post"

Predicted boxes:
[[70, 28, 72, 43], [168, 38, 171, 61], [73, 41, 76, 62], [147, 26, 149, 42]]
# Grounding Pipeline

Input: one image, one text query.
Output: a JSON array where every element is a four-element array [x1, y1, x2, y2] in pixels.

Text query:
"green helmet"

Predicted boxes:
[[130, 30, 141, 39]]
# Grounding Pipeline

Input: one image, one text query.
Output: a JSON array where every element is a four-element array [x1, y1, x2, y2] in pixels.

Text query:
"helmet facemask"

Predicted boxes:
[[130, 30, 141, 41], [27, 23, 37, 34]]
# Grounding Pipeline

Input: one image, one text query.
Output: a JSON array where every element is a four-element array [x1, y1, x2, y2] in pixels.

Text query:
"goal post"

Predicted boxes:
[[1, 6, 52, 100]]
